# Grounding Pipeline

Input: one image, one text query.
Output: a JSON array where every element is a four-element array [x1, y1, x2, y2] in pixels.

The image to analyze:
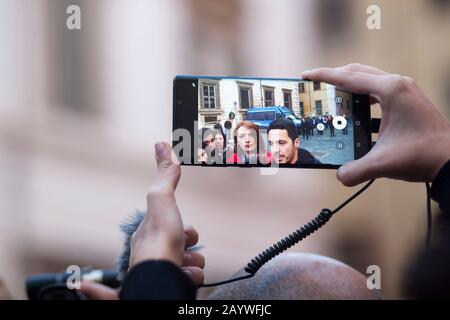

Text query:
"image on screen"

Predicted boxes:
[[195, 77, 355, 167]]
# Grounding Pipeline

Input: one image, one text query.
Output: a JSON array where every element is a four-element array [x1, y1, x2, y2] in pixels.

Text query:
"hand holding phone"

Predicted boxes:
[[302, 64, 450, 185]]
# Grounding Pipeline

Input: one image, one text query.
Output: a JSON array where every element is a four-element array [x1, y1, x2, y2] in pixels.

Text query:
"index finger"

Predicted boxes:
[[337, 63, 388, 76], [301, 67, 385, 97]]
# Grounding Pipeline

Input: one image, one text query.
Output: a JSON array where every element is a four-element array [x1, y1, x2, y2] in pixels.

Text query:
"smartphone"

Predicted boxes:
[[173, 76, 372, 169]]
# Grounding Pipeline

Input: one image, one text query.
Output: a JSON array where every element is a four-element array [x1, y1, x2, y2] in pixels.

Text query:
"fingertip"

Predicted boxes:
[[78, 281, 119, 300], [336, 165, 346, 182], [184, 225, 199, 247], [155, 142, 171, 162], [337, 165, 356, 187], [301, 68, 319, 80], [156, 141, 171, 148], [79, 280, 94, 291], [301, 70, 312, 78]]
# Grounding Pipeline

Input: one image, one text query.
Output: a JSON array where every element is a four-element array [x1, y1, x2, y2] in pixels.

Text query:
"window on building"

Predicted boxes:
[[315, 100, 323, 115], [313, 81, 321, 91], [204, 116, 218, 124], [300, 101, 304, 116], [202, 84, 216, 108], [263, 87, 274, 106], [299, 82, 305, 93], [238, 82, 253, 109], [283, 90, 292, 109], [336, 101, 343, 114], [240, 88, 250, 108]]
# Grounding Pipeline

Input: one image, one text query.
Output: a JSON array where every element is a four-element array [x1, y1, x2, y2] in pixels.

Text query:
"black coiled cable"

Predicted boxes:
[[244, 208, 333, 275], [200, 179, 376, 288]]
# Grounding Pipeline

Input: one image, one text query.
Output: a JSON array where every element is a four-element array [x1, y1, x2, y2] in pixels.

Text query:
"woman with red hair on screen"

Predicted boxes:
[[226, 121, 271, 165]]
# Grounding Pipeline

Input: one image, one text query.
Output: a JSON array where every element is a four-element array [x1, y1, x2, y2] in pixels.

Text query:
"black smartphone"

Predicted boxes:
[[173, 76, 372, 169]]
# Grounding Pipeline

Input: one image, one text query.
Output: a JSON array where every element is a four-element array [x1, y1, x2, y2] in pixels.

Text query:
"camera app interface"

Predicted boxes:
[[177, 77, 358, 167]]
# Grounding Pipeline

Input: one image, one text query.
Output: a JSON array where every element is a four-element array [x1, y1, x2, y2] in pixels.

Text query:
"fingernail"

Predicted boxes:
[[155, 142, 165, 159]]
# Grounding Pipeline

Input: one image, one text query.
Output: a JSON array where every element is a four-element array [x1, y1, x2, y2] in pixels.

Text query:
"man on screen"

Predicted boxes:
[[268, 119, 321, 165]]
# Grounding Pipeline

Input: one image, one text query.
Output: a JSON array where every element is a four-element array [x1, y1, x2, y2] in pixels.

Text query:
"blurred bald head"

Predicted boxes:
[[205, 253, 382, 300]]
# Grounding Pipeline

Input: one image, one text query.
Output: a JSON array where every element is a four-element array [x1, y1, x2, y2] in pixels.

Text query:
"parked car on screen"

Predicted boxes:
[[244, 106, 302, 130]]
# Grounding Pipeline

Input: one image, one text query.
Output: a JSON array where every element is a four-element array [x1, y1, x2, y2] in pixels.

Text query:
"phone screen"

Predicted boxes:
[[173, 76, 371, 169]]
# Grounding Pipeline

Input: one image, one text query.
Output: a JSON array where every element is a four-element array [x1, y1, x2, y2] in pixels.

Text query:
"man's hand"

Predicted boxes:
[[79, 142, 205, 299], [129, 142, 185, 267], [302, 64, 450, 186], [79, 226, 205, 299]]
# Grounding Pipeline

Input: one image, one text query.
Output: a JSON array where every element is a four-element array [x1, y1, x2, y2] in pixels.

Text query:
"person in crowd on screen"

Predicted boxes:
[[226, 121, 270, 165], [268, 119, 320, 165]]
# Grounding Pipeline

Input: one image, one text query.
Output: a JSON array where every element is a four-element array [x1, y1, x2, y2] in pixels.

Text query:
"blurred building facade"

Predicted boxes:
[[1, 0, 450, 299]]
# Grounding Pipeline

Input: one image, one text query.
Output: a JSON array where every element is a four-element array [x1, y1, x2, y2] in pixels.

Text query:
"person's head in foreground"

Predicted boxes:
[[206, 252, 382, 300], [114, 212, 382, 300]]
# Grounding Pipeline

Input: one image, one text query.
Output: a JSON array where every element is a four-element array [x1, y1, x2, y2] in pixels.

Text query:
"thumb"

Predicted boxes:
[[153, 142, 181, 192], [129, 142, 184, 269], [337, 152, 381, 186], [143, 141, 183, 240]]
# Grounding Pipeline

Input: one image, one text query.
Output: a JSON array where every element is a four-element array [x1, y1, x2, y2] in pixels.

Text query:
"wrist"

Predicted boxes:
[[130, 254, 182, 271], [129, 242, 183, 270], [429, 138, 450, 182]]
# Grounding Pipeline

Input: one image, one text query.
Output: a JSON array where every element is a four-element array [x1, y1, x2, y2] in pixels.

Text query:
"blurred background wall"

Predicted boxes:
[[1, 0, 450, 299]]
